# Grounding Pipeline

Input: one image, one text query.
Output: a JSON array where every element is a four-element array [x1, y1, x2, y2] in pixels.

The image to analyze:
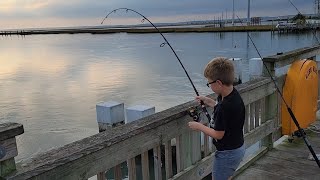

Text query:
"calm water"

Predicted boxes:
[[0, 31, 319, 164]]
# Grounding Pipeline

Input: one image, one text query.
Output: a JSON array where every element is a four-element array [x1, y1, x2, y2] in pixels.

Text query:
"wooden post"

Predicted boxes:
[[191, 131, 201, 165], [262, 61, 275, 78], [164, 140, 173, 179], [244, 105, 249, 134], [203, 131, 210, 157], [125, 105, 155, 124], [262, 93, 278, 149], [262, 61, 277, 149], [0, 123, 24, 178], [201, 123, 213, 156], [125, 105, 155, 180], [255, 100, 261, 128], [175, 135, 182, 173], [249, 103, 255, 131], [153, 146, 162, 180], [181, 131, 192, 170], [141, 151, 150, 180], [96, 101, 125, 131], [96, 101, 125, 180]]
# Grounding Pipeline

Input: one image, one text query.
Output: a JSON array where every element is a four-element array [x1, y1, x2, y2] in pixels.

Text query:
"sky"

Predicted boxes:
[[0, 0, 316, 29]]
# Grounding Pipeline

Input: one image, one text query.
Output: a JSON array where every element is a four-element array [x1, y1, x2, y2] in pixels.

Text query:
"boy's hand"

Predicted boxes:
[[188, 121, 203, 131], [195, 96, 216, 107]]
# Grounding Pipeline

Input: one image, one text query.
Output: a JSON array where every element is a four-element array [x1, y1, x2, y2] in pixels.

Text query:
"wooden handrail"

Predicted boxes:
[[2, 77, 275, 180]]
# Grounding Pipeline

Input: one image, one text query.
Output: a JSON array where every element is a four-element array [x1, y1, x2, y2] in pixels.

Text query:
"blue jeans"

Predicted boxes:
[[212, 144, 245, 180]]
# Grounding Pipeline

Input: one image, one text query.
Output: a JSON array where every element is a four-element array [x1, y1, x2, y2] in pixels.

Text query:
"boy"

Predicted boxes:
[[188, 57, 245, 180]]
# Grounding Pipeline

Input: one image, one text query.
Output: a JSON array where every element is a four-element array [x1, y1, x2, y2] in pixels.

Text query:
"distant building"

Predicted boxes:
[[251, 17, 261, 25]]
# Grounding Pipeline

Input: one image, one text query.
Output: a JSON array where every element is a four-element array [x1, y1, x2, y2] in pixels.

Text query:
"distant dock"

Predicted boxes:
[[0, 25, 276, 36]]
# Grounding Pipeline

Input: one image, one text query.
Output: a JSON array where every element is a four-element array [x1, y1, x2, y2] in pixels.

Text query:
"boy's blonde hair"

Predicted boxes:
[[204, 57, 235, 86]]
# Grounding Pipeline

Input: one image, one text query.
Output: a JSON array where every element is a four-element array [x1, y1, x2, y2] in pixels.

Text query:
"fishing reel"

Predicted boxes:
[[288, 129, 307, 143], [188, 106, 201, 122], [292, 129, 306, 138]]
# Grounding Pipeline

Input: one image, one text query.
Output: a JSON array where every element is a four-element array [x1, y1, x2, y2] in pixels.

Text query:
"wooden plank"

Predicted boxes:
[[262, 93, 278, 149], [97, 172, 104, 180], [191, 131, 201, 164], [141, 151, 150, 180], [153, 146, 162, 180], [181, 132, 192, 170], [276, 75, 286, 127], [272, 127, 283, 143], [176, 135, 182, 173], [0, 138, 18, 162], [235, 168, 297, 180], [164, 141, 173, 179], [114, 166, 121, 180], [203, 133, 209, 157], [249, 103, 255, 131], [128, 158, 136, 180], [266, 148, 317, 166], [252, 156, 320, 179], [0, 123, 24, 141], [255, 100, 260, 128], [260, 97, 266, 127], [244, 105, 249, 134]]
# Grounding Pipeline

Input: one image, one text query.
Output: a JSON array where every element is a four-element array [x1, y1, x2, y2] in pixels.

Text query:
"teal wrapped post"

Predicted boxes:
[[126, 105, 155, 180], [96, 101, 125, 180]]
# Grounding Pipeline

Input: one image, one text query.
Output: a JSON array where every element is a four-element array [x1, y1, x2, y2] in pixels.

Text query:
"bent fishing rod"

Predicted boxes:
[[236, 15, 320, 168], [101, 8, 211, 122]]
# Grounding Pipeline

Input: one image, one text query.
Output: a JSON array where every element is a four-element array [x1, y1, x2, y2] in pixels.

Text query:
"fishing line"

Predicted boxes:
[[236, 15, 320, 168], [101, 8, 211, 122]]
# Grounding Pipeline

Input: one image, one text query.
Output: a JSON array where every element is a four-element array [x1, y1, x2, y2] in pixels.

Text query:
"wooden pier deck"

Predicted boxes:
[[235, 122, 320, 180]]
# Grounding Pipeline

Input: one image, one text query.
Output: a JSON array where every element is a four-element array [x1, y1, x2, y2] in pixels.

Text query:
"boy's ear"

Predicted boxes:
[[217, 80, 223, 86]]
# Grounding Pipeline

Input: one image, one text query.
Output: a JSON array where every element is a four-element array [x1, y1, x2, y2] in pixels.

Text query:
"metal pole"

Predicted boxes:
[[232, 0, 235, 25], [247, 0, 251, 25]]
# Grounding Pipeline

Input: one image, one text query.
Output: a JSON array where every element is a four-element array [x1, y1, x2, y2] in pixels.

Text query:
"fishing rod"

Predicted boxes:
[[288, 0, 320, 44], [236, 15, 320, 168], [101, 8, 211, 122]]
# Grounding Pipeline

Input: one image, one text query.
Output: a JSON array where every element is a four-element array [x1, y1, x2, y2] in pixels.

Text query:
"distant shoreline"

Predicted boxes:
[[0, 25, 277, 35]]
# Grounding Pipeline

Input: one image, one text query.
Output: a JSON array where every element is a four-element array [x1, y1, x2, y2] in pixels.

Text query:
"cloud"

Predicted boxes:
[[0, 0, 316, 29], [0, 0, 51, 12]]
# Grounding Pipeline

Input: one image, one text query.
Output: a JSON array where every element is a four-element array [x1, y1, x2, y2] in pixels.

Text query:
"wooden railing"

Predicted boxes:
[[1, 44, 320, 180]]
